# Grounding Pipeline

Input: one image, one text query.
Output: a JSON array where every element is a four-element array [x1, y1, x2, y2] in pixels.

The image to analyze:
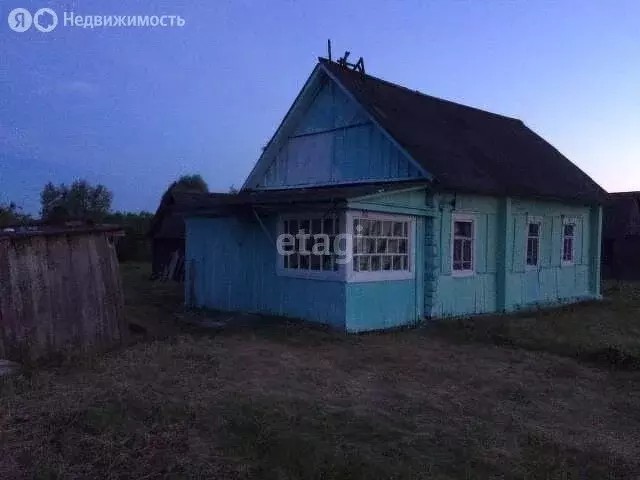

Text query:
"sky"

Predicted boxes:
[[1, 0, 639, 214]]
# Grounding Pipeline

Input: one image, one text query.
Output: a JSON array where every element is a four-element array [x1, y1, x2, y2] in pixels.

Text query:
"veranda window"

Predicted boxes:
[[281, 216, 340, 272], [352, 217, 410, 273]]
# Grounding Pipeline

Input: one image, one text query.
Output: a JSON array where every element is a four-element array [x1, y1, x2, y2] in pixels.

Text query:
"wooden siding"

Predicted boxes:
[[185, 216, 347, 329], [258, 81, 424, 189], [184, 191, 601, 330], [345, 212, 426, 332], [346, 280, 418, 332], [431, 193, 600, 318], [0, 232, 126, 362]]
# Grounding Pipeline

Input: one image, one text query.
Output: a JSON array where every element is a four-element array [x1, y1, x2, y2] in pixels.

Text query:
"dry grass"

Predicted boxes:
[[431, 281, 640, 369], [0, 265, 639, 478]]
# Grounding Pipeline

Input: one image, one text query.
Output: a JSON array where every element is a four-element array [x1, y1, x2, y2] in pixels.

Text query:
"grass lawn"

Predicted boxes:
[[1, 264, 639, 478]]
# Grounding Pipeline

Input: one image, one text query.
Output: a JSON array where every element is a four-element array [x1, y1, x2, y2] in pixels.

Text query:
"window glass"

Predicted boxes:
[[282, 215, 340, 272], [453, 219, 474, 272], [562, 223, 575, 263], [352, 216, 410, 274], [526, 222, 541, 266]]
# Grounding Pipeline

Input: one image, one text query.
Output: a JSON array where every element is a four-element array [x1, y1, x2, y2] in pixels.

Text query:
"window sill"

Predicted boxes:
[[346, 271, 414, 283], [276, 268, 344, 282], [561, 261, 575, 268], [451, 270, 475, 278]]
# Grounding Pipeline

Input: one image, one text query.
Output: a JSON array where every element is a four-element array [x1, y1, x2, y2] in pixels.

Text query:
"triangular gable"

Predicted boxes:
[[242, 64, 429, 190]]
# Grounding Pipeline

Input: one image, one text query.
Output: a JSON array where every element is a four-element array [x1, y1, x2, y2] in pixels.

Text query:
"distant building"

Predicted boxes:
[[184, 58, 606, 332], [603, 192, 640, 279], [148, 191, 229, 281]]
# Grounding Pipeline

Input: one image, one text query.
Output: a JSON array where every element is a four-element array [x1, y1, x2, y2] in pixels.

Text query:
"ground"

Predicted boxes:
[[0, 264, 639, 479]]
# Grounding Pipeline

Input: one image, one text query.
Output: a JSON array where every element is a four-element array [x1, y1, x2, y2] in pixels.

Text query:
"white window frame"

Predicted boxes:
[[345, 211, 415, 283], [275, 213, 345, 281], [561, 218, 576, 266], [525, 216, 542, 269], [451, 213, 475, 277]]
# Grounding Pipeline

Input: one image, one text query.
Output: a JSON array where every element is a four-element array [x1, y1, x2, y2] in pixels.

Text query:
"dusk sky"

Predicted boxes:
[[1, 0, 639, 214]]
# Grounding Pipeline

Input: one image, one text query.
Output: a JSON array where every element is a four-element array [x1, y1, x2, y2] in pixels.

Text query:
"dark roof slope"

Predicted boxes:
[[604, 192, 640, 239], [320, 59, 606, 204]]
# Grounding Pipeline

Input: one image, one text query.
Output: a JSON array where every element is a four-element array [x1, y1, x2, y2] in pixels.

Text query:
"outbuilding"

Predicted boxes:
[[602, 192, 640, 279], [0, 224, 126, 361]]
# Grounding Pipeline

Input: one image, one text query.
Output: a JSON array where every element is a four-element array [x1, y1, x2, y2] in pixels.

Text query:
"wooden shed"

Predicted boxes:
[[602, 192, 640, 279], [148, 191, 230, 281], [0, 224, 127, 362]]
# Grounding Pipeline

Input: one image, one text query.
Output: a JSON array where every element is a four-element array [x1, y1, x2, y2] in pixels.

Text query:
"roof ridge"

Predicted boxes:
[[318, 57, 521, 123]]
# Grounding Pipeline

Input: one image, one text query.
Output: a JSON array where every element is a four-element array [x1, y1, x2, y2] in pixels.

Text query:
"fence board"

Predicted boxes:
[[0, 231, 126, 362]]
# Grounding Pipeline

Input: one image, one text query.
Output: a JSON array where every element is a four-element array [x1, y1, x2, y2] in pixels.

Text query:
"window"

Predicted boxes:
[[279, 212, 414, 282], [281, 215, 341, 273], [562, 223, 575, 264], [352, 217, 410, 274], [526, 222, 541, 267], [452, 216, 474, 274]]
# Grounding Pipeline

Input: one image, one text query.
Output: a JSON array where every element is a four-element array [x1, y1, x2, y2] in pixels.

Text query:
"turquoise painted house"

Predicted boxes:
[[184, 58, 607, 332]]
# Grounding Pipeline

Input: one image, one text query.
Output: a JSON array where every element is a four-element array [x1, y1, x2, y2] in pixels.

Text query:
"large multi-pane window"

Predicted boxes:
[[352, 217, 410, 273], [452, 216, 474, 274], [562, 223, 575, 264], [281, 216, 340, 272], [278, 213, 414, 281], [526, 221, 541, 267]]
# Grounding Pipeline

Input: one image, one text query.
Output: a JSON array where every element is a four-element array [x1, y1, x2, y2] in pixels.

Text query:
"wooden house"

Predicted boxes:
[[183, 58, 606, 332], [0, 224, 126, 361]]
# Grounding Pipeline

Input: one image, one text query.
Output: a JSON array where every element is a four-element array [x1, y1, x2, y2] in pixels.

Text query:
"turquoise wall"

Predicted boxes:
[[345, 188, 429, 332], [431, 195, 499, 317], [258, 81, 424, 188], [430, 193, 600, 318], [185, 189, 602, 330], [346, 280, 418, 332], [185, 216, 347, 329]]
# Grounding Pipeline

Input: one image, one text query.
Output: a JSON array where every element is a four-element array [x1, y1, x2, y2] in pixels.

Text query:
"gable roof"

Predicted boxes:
[[318, 59, 606, 204], [604, 192, 640, 239]]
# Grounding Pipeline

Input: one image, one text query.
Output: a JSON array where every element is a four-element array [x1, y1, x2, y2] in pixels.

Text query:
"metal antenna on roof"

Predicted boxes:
[[327, 39, 332, 61], [336, 50, 365, 76]]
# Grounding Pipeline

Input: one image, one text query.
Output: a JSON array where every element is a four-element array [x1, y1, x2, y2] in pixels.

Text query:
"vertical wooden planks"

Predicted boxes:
[[0, 231, 125, 362]]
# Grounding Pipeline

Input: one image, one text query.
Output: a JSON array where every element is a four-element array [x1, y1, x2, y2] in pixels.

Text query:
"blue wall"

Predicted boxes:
[[185, 190, 602, 331], [344, 188, 429, 332], [346, 280, 418, 332], [258, 80, 424, 188], [430, 193, 600, 318], [185, 216, 347, 329]]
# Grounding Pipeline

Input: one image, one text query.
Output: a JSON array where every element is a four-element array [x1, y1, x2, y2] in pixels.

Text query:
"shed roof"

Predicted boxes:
[[319, 59, 607, 204], [0, 223, 123, 240], [178, 181, 427, 217]]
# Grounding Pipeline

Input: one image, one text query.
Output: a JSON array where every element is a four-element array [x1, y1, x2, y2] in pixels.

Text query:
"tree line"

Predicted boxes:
[[0, 174, 209, 262]]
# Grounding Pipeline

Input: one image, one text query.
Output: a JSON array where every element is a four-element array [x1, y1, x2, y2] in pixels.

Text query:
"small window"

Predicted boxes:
[[562, 223, 575, 264], [452, 217, 474, 274], [526, 222, 541, 267], [281, 215, 340, 272]]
